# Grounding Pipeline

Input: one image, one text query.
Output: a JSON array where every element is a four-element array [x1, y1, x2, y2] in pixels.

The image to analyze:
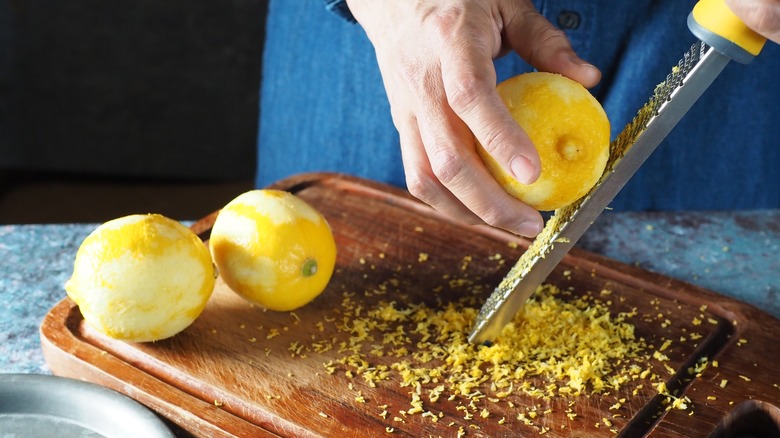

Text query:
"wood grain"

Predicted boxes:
[[41, 173, 780, 437]]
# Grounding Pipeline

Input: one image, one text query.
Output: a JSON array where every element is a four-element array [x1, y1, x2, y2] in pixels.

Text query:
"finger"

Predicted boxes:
[[417, 9, 543, 236], [411, 69, 544, 236], [382, 63, 487, 227], [501, 3, 602, 88], [434, 12, 541, 194], [417, 121, 544, 236], [725, 0, 780, 44], [395, 110, 486, 226], [440, 55, 541, 186]]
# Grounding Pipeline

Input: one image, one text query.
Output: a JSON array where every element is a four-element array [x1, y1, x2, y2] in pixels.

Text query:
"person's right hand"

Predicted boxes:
[[346, 0, 600, 237], [725, 0, 780, 44]]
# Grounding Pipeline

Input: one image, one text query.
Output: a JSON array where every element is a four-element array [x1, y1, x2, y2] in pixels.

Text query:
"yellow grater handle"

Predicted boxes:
[[688, 0, 767, 63]]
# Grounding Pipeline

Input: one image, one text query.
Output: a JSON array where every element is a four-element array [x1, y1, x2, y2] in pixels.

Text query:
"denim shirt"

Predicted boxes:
[[256, 0, 780, 211]]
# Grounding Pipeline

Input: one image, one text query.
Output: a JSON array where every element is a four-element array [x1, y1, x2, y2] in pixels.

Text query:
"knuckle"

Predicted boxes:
[[405, 171, 438, 203], [428, 148, 465, 186], [476, 124, 508, 153], [537, 25, 568, 45], [426, 6, 463, 36], [445, 69, 495, 114], [478, 207, 513, 230], [446, 71, 490, 114], [527, 26, 568, 64], [476, 207, 501, 226]]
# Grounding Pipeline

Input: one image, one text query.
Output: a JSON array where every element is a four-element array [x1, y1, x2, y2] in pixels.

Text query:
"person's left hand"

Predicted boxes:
[[345, 0, 600, 237], [725, 0, 780, 43]]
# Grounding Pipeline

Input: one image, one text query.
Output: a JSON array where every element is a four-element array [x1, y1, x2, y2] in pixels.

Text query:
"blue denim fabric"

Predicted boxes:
[[256, 0, 780, 211]]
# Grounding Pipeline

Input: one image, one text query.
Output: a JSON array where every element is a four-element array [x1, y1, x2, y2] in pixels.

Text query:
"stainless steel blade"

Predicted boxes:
[[468, 42, 731, 345]]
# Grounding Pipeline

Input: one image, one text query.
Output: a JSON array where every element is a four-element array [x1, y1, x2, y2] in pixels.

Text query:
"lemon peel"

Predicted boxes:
[[65, 214, 215, 342], [478, 72, 610, 211], [209, 189, 337, 311]]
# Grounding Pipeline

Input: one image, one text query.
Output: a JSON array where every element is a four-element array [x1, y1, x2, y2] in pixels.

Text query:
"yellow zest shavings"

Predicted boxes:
[[303, 277, 697, 432], [250, 245, 731, 433]]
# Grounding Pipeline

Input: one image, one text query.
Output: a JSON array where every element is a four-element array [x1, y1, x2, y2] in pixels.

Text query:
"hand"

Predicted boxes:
[[346, 0, 600, 237], [725, 0, 780, 44]]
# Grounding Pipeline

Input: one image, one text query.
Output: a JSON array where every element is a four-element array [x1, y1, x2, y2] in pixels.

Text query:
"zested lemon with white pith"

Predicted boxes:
[[478, 72, 611, 211], [209, 189, 337, 311], [65, 214, 216, 342]]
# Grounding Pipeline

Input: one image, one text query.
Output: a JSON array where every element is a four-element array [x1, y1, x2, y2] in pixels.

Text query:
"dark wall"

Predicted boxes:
[[0, 0, 265, 180]]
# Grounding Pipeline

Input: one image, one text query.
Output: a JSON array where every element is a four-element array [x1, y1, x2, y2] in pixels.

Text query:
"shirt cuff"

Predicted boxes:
[[324, 0, 356, 23]]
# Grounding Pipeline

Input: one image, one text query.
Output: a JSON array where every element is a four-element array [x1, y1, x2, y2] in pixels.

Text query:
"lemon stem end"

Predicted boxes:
[[302, 258, 318, 277]]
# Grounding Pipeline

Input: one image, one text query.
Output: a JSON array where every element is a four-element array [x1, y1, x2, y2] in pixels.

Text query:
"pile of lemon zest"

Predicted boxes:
[[278, 249, 701, 431]]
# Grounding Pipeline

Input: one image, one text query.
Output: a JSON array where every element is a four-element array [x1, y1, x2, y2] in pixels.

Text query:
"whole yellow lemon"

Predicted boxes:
[[209, 190, 337, 311], [65, 214, 215, 342], [477, 72, 610, 211]]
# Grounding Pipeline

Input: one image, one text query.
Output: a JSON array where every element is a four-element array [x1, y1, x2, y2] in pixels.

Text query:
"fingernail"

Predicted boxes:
[[510, 155, 538, 185], [517, 220, 543, 238], [569, 55, 602, 86]]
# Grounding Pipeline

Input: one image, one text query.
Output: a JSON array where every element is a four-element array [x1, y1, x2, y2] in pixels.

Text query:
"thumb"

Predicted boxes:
[[502, 4, 602, 88], [725, 0, 780, 44]]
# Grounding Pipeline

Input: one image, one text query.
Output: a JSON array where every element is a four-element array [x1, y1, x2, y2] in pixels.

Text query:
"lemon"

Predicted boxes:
[[477, 72, 610, 211], [209, 189, 337, 311], [65, 214, 215, 342]]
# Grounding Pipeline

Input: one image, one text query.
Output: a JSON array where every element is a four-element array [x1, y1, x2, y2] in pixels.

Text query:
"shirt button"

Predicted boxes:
[[557, 10, 581, 30]]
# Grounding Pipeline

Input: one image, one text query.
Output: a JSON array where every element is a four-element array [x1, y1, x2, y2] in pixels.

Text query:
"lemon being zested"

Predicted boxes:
[[209, 189, 337, 311], [65, 214, 216, 342], [478, 72, 610, 211]]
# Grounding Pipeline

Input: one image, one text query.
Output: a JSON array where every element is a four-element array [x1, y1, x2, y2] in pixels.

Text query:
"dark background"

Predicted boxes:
[[0, 0, 266, 222]]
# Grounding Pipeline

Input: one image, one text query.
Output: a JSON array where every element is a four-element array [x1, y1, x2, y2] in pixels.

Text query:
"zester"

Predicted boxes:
[[468, 0, 768, 345]]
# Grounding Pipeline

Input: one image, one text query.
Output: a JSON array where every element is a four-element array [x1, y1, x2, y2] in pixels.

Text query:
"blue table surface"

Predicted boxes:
[[2, 210, 778, 374]]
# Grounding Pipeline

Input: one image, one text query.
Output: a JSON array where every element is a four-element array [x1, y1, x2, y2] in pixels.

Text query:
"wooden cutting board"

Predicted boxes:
[[41, 173, 780, 437]]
